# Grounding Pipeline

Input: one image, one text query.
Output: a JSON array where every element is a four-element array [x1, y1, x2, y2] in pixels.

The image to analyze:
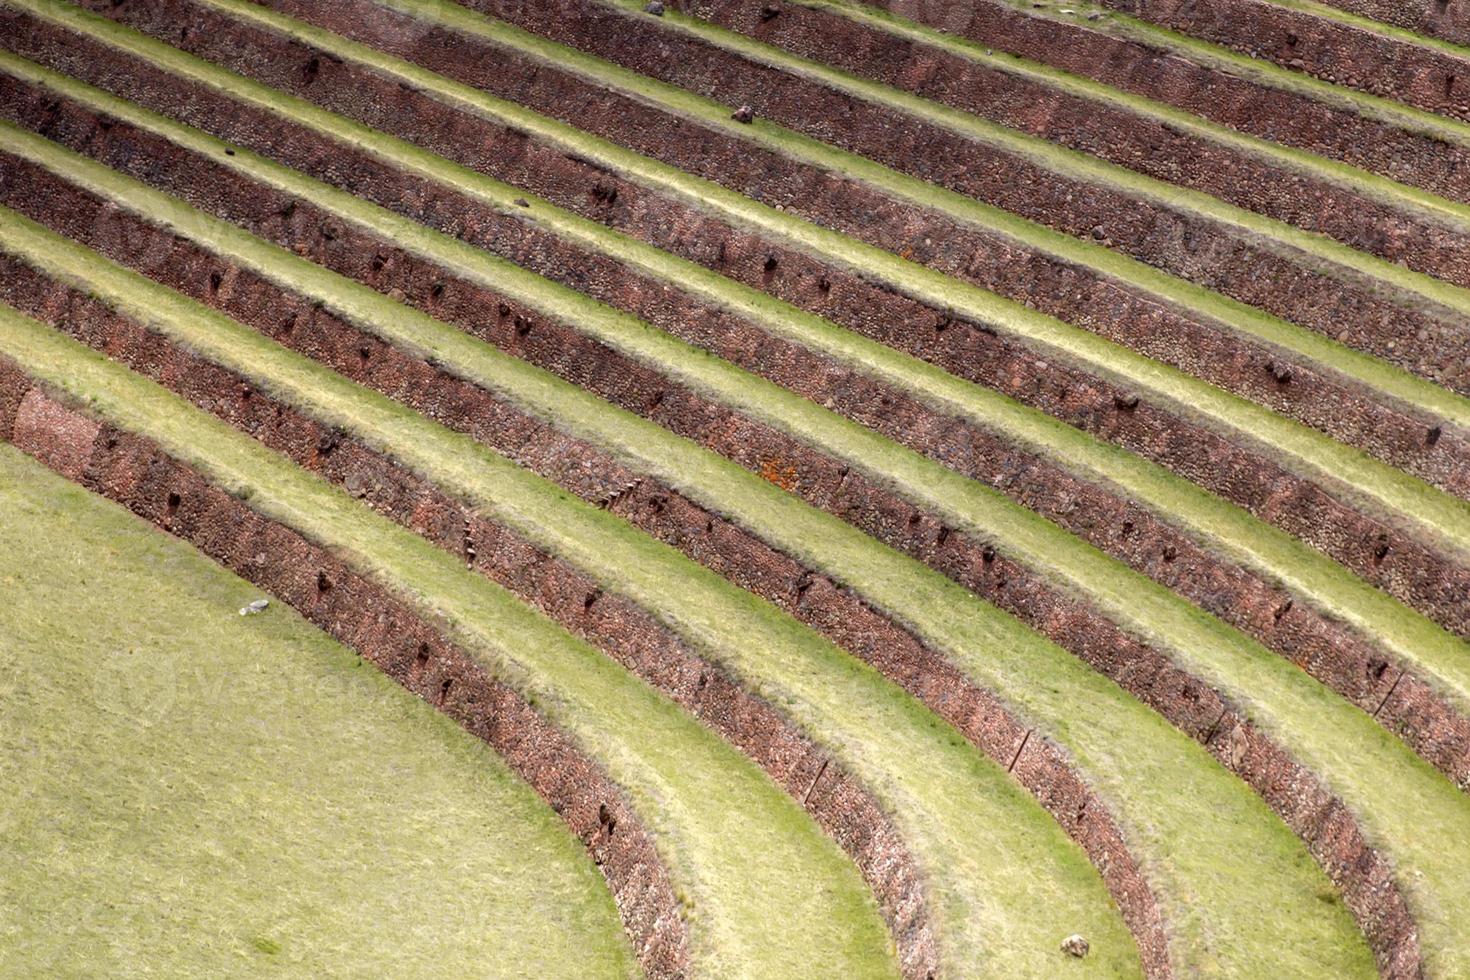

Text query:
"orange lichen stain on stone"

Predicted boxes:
[[759, 457, 799, 491]]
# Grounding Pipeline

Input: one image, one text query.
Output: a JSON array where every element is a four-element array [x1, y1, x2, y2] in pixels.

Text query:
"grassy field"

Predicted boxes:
[[0, 444, 637, 979]]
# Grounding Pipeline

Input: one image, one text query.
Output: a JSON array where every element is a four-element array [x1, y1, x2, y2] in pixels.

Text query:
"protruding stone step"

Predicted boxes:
[[1091, 0, 1470, 122]]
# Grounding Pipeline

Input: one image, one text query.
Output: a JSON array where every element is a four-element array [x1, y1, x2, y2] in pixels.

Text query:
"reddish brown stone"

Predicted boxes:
[[688, 0, 1470, 294], [1308, 0, 1470, 47], [262, 0, 1470, 393], [849, 0, 1470, 211], [10, 386, 99, 480], [1094, 0, 1470, 122]]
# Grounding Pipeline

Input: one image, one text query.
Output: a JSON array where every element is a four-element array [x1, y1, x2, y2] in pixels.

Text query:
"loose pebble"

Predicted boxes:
[[239, 598, 270, 616]]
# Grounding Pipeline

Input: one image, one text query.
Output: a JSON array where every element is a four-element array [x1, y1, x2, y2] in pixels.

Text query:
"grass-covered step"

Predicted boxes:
[[108, 0, 1470, 545], [0, 322, 915, 979], [0, 445, 641, 979], [1090, 0, 1470, 121], [848, 0, 1470, 210], [17, 89, 1470, 696], [10, 3, 1467, 976], [0, 274, 1167, 977], [9, 47, 1467, 733], [193, 0, 1470, 421], [7, 67, 1470, 789], [1310, 0, 1470, 46], [8, 21, 1470, 652], [26, 0, 1470, 511], [23, 242, 1213, 980], [683, 0, 1470, 298], [351, 0, 1470, 394], [0, 135, 1418, 974], [0, 239, 1381, 980]]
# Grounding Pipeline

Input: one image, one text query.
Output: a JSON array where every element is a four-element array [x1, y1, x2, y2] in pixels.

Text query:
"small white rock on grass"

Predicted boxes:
[[1061, 934, 1090, 958], [239, 599, 270, 616]]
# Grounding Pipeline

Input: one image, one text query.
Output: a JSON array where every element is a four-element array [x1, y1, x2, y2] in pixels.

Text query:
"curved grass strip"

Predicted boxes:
[[7, 32, 1468, 738], [1092, 0, 1470, 115], [0, 328, 905, 979], [0, 446, 638, 980], [353, 0, 1470, 433], [2, 57, 1470, 834], [93, 120, 1464, 973], [0, 226, 1147, 978], [43, 0, 1470, 558], [1211, 0, 1470, 58], [3, 235, 1186, 977], [448, 0, 1470, 334], [0, 177, 949, 974], [10, 64, 1470, 718], [0, 150, 1386, 974], [97, 0, 1463, 509], [806, 0, 1470, 236], [573, 0, 1470, 388], [951, 0, 1470, 152]]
